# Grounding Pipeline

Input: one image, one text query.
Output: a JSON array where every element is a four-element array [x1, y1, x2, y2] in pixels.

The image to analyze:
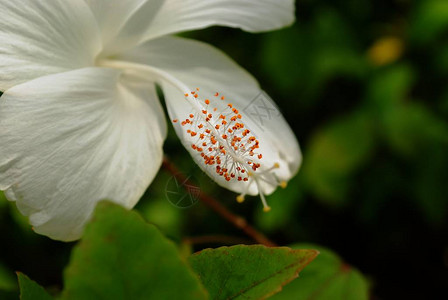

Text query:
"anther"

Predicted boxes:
[[175, 90, 282, 213]]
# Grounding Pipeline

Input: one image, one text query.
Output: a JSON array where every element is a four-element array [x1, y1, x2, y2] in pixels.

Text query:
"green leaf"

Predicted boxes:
[[380, 103, 448, 223], [61, 201, 207, 300], [0, 191, 8, 210], [0, 263, 16, 291], [188, 245, 318, 299], [366, 64, 415, 111], [271, 244, 369, 300], [412, 147, 448, 224], [382, 103, 448, 157], [261, 7, 366, 104], [410, 0, 448, 44], [17, 273, 52, 300], [303, 113, 375, 206]]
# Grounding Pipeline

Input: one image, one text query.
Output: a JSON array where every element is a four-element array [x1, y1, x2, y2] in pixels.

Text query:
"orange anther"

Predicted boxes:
[[173, 119, 178, 123], [205, 99, 210, 105]]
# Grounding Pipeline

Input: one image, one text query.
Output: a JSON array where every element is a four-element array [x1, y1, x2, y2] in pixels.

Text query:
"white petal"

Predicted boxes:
[[85, 0, 294, 55], [118, 36, 301, 196], [0, 0, 101, 90], [84, 0, 165, 56], [0, 67, 166, 241], [141, 0, 296, 41]]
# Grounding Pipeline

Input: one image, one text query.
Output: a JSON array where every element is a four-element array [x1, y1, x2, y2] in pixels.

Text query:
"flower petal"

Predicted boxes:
[[118, 36, 301, 196], [86, 0, 294, 55], [141, 0, 296, 41], [84, 0, 165, 56], [0, 0, 101, 90], [0, 67, 166, 241]]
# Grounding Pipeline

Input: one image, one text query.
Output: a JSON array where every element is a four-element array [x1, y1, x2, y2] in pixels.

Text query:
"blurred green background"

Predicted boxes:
[[1, 0, 448, 298]]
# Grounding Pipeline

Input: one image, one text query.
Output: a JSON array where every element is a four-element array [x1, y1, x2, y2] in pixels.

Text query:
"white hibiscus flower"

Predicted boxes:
[[0, 0, 301, 241]]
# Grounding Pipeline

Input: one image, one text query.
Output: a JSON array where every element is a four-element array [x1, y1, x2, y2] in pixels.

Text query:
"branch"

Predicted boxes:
[[183, 235, 253, 246], [162, 156, 277, 247]]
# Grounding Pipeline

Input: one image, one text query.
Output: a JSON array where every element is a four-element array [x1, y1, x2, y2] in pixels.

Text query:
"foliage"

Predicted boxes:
[[61, 202, 207, 300], [189, 245, 317, 299], [270, 244, 369, 300], [17, 273, 52, 300], [14, 203, 319, 299]]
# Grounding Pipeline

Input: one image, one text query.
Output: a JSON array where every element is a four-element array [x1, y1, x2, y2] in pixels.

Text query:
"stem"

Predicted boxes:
[[183, 235, 253, 246], [162, 156, 277, 247]]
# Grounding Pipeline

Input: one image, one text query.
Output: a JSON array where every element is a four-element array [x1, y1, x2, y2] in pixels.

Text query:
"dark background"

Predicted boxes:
[[1, 0, 448, 299]]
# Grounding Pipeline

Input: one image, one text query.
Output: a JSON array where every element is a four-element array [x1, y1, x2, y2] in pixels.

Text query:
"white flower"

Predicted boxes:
[[0, 0, 301, 241]]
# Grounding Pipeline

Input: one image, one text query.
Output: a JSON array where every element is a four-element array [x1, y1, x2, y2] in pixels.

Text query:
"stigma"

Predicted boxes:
[[173, 89, 287, 212]]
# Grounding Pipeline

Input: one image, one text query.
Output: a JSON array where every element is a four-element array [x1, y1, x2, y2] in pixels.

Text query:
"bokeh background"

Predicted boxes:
[[1, 0, 448, 299]]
